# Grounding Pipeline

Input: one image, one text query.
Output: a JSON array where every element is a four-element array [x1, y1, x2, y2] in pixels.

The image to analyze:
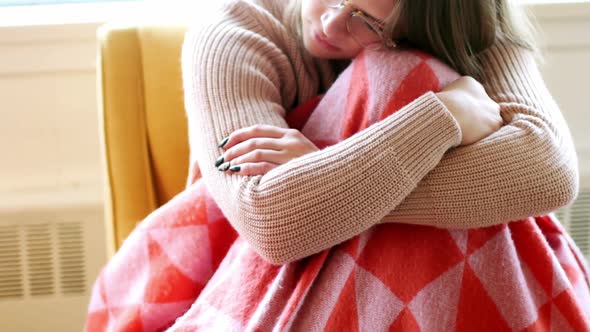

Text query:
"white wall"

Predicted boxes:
[[0, 22, 104, 332], [1, 2, 589, 215], [0, 23, 101, 211], [533, 3, 590, 183]]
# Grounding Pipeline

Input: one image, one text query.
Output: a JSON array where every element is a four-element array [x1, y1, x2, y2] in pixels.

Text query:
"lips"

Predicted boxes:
[[313, 31, 340, 51]]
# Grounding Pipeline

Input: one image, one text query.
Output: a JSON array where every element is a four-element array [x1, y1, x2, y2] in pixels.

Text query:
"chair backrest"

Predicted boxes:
[[97, 23, 189, 253]]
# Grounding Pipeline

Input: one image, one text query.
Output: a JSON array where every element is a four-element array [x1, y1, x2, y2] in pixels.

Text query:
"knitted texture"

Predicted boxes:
[[86, 48, 590, 331], [181, 0, 579, 264]]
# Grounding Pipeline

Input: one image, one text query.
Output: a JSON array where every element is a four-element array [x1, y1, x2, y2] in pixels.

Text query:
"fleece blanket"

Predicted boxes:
[[86, 49, 590, 331]]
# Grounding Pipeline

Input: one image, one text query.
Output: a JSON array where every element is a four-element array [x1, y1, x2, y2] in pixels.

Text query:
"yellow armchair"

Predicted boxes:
[[97, 23, 189, 254]]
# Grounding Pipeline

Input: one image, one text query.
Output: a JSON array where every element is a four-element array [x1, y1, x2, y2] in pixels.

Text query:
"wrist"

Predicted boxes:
[[435, 91, 453, 114], [434, 91, 463, 146]]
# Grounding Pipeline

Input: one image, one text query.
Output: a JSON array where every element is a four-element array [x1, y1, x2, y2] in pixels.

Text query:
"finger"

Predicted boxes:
[[225, 162, 279, 176], [224, 137, 283, 161], [229, 149, 287, 166], [219, 124, 289, 150]]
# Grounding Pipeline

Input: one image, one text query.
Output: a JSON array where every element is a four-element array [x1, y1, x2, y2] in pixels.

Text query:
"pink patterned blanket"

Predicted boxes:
[[86, 49, 590, 331]]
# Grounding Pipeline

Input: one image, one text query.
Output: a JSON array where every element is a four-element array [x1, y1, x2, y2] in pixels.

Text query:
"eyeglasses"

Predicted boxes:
[[320, 0, 396, 50]]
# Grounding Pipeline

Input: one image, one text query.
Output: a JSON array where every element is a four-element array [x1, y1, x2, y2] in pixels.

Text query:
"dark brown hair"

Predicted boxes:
[[289, 0, 538, 80], [382, 0, 538, 79]]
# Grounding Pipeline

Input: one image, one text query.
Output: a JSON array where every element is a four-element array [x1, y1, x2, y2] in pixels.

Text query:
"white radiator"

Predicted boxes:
[[556, 179, 590, 258], [0, 206, 106, 332]]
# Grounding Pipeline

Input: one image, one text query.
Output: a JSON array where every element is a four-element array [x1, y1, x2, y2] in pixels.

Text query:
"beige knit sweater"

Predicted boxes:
[[181, 0, 579, 264]]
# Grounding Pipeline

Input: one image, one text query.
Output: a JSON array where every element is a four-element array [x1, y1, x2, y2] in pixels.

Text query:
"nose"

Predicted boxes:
[[320, 6, 349, 38]]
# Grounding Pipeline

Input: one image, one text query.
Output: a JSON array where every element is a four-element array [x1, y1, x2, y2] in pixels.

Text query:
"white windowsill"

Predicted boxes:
[[0, 0, 587, 210], [0, 0, 589, 29], [0, 1, 142, 27], [0, 1, 216, 28]]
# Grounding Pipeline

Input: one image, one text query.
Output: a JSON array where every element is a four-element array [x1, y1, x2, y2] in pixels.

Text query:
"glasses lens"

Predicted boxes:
[[348, 14, 383, 49]]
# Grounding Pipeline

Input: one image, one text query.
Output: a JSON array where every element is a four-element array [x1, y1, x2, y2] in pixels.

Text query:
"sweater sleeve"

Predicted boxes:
[[382, 39, 579, 228], [181, 3, 461, 264]]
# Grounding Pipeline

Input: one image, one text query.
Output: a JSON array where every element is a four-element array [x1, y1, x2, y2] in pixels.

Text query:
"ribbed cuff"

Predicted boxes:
[[376, 91, 462, 185]]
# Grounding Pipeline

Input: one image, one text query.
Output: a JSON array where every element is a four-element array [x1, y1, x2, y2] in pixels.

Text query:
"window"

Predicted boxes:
[[0, 0, 138, 6]]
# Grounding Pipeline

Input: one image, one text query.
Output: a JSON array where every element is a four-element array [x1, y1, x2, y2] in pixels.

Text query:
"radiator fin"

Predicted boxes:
[[26, 223, 55, 296], [57, 222, 86, 295], [0, 225, 24, 299], [556, 190, 590, 257], [0, 220, 87, 299]]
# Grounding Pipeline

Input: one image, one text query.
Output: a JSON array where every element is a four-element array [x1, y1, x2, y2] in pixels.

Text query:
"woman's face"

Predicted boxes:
[[301, 0, 396, 59]]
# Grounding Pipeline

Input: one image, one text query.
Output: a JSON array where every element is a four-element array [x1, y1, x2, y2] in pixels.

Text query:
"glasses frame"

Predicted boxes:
[[321, 0, 397, 50]]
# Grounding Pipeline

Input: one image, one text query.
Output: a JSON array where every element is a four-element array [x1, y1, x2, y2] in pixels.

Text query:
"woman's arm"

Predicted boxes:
[[182, 3, 461, 264], [382, 39, 579, 228], [184, 1, 577, 264]]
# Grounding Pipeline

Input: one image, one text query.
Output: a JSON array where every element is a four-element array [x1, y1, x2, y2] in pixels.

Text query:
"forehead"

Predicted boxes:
[[350, 0, 395, 22]]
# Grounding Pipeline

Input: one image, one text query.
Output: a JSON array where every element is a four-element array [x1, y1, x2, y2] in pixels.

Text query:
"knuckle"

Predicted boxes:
[[252, 150, 263, 160], [252, 124, 266, 133], [457, 76, 470, 85], [465, 76, 482, 90], [231, 129, 243, 139], [463, 76, 477, 84], [287, 128, 301, 138], [246, 140, 257, 150]]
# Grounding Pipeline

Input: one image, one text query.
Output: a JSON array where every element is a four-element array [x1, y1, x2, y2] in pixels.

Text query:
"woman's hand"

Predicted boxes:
[[214, 124, 320, 176], [436, 76, 503, 146]]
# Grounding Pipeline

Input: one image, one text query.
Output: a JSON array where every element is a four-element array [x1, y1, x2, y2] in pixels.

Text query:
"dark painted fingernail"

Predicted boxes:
[[229, 165, 241, 172], [218, 137, 229, 148], [214, 156, 224, 167], [218, 161, 231, 171]]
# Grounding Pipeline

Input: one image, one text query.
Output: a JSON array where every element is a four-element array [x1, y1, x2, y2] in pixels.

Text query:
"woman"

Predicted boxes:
[[182, 0, 578, 263], [85, 0, 589, 330]]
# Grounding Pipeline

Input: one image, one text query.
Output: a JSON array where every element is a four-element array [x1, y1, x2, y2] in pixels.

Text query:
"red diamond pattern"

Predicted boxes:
[[86, 49, 590, 331], [389, 308, 421, 332], [144, 234, 204, 303], [341, 51, 370, 140], [356, 223, 464, 303], [324, 268, 359, 331], [455, 264, 512, 332]]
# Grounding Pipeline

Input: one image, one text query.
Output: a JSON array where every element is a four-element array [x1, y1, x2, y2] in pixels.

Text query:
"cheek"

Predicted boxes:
[[299, 1, 318, 54], [300, 0, 317, 23], [299, 0, 364, 60]]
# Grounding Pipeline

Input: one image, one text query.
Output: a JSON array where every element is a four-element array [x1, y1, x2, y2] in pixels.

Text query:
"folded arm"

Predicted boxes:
[[182, 3, 578, 264], [382, 40, 579, 228], [182, 14, 460, 264]]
